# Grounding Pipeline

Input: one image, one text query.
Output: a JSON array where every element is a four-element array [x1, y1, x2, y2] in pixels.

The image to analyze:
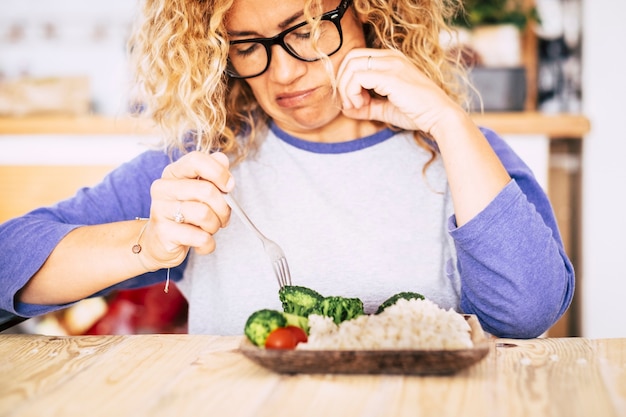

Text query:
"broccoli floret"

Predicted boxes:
[[244, 309, 287, 347], [283, 312, 309, 333], [376, 291, 425, 314], [244, 309, 310, 347], [309, 296, 364, 325], [279, 285, 323, 316]]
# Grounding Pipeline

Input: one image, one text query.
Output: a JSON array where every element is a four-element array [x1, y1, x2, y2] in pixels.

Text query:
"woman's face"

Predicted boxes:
[[226, 0, 368, 141]]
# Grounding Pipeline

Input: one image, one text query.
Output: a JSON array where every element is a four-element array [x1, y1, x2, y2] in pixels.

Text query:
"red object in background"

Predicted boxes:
[[86, 283, 188, 335]]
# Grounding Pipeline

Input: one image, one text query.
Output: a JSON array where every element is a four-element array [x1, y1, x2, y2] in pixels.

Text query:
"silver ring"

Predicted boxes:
[[173, 202, 185, 224], [367, 55, 373, 71]]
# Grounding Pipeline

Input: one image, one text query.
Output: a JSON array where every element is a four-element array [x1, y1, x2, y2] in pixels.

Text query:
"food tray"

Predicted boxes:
[[239, 315, 491, 375]]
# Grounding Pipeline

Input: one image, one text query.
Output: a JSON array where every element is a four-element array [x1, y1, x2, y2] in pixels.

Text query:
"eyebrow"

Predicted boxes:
[[228, 10, 305, 38]]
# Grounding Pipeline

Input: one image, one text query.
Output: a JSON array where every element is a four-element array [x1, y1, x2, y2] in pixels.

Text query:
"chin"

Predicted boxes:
[[288, 113, 340, 133], [287, 104, 342, 130]]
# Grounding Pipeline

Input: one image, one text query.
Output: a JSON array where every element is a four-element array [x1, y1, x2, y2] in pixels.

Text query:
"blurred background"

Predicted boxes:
[[0, 0, 137, 115], [0, 0, 623, 338]]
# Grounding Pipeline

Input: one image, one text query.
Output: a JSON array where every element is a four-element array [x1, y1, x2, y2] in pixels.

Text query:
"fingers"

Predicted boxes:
[[151, 176, 231, 229], [157, 151, 234, 226], [138, 215, 216, 270], [147, 151, 236, 261], [149, 218, 218, 257], [165, 199, 226, 230], [336, 49, 398, 110], [162, 151, 235, 193], [336, 48, 458, 133]]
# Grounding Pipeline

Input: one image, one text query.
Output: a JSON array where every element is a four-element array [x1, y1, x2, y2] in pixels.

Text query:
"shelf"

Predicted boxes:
[[470, 113, 591, 138], [0, 113, 590, 138], [0, 115, 160, 136]]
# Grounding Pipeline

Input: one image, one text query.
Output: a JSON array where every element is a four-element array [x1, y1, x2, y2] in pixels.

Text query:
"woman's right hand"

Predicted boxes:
[[140, 151, 235, 270]]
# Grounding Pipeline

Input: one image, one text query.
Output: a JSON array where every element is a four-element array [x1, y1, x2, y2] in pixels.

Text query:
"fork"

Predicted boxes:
[[222, 193, 292, 288]]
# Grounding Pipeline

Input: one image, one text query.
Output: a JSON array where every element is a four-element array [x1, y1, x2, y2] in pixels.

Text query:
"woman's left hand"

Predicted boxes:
[[337, 48, 512, 227], [336, 48, 461, 135]]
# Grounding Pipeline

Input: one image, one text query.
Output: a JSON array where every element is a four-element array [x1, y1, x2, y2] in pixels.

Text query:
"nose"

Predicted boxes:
[[267, 44, 307, 83]]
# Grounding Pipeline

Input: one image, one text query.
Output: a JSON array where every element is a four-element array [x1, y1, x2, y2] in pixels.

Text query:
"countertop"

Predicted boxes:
[[0, 334, 623, 417]]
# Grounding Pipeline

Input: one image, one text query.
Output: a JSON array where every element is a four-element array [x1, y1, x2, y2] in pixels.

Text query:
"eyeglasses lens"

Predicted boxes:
[[228, 20, 341, 79]]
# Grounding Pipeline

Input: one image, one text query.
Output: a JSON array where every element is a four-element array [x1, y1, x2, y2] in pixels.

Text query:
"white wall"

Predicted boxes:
[[581, 1, 626, 337]]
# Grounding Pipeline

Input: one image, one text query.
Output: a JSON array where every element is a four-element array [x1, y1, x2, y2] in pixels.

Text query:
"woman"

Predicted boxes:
[[0, 0, 574, 337]]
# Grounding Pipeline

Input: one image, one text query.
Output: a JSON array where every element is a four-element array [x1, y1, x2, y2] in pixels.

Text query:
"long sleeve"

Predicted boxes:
[[0, 150, 186, 317], [451, 129, 575, 338]]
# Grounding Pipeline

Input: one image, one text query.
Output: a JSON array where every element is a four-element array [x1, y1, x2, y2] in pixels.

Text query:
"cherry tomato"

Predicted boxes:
[[265, 327, 298, 350], [285, 326, 308, 344]]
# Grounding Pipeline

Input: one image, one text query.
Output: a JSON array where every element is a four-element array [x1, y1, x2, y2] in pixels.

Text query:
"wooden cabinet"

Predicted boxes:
[[0, 165, 116, 222]]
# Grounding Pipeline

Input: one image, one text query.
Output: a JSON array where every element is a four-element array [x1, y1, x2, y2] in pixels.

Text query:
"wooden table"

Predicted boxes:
[[1, 334, 623, 417]]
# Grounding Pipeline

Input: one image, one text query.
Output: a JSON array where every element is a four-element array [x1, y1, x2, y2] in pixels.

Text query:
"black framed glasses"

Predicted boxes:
[[227, 0, 352, 79]]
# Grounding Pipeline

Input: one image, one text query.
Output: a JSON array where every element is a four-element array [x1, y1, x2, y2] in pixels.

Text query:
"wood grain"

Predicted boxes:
[[0, 335, 125, 413], [0, 335, 240, 417], [0, 335, 626, 417], [0, 335, 624, 417], [490, 338, 622, 417]]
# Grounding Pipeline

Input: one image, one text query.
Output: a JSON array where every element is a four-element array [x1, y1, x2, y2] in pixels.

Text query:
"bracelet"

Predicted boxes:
[[132, 217, 149, 254], [132, 217, 170, 293]]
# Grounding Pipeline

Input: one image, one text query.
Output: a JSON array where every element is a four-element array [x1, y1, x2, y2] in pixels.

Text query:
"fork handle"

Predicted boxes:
[[222, 193, 269, 242]]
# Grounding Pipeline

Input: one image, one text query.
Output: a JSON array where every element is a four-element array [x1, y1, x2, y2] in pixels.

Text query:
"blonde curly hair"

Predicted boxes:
[[128, 0, 468, 165]]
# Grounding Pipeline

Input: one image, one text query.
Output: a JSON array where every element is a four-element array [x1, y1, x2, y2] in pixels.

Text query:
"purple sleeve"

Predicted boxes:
[[451, 128, 575, 338], [0, 150, 186, 317]]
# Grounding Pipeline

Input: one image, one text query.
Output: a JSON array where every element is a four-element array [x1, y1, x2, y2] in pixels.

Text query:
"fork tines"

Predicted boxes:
[[274, 258, 292, 289]]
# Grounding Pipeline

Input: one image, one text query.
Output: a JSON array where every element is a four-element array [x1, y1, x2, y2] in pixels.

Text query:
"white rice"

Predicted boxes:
[[298, 298, 473, 350]]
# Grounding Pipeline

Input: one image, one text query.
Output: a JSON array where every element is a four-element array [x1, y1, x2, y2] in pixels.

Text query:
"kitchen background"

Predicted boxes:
[[0, 0, 623, 338], [0, 0, 585, 116], [0, 0, 136, 115]]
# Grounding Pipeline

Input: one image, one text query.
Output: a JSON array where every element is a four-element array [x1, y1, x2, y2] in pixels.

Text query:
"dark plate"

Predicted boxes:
[[239, 315, 491, 375]]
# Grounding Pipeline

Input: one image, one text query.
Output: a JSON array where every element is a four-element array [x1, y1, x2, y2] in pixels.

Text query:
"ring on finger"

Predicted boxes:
[[173, 201, 185, 224]]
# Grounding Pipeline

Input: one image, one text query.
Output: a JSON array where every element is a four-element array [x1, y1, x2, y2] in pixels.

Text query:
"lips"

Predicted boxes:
[[276, 88, 318, 108]]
